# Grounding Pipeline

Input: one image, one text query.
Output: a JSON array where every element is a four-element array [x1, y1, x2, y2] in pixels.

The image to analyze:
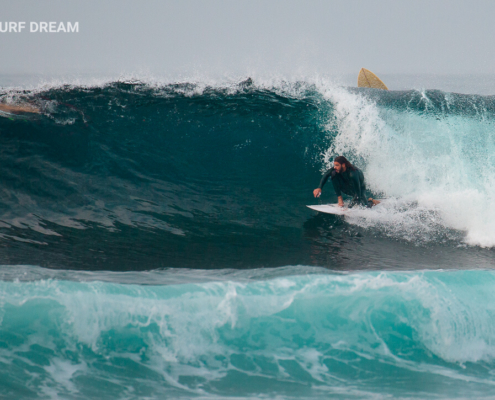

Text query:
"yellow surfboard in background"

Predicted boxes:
[[357, 68, 389, 90]]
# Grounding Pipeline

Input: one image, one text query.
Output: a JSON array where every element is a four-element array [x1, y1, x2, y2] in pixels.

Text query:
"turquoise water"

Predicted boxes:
[[2, 266, 495, 399], [1, 76, 495, 398]]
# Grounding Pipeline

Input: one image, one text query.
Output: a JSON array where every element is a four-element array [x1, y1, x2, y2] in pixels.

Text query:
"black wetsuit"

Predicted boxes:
[[318, 167, 368, 207]]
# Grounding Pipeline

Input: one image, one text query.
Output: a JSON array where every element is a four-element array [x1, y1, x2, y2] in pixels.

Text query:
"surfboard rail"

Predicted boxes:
[[306, 204, 349, 215]]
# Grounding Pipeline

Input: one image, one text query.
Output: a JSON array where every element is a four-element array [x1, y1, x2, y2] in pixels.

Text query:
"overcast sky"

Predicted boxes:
[[2, 0, 495, 82]]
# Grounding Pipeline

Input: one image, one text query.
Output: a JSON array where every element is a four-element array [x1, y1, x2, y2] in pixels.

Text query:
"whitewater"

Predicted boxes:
[[1, 75, 495, 398]]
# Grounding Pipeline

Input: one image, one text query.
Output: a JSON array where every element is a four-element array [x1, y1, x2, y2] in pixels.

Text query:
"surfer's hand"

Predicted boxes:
[[313, 188, 322, 198]]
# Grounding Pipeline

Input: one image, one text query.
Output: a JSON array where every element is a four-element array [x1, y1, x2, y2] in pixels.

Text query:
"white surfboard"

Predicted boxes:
[[306, 203, 382, 215], [307, 204, 353, 215]]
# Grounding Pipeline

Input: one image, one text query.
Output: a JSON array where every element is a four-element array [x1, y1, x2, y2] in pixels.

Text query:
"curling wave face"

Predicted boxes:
[[0, 79, 495, 270]]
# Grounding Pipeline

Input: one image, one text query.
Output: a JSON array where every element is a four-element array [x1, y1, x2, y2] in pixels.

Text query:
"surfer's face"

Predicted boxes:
[[334, 161, 342, 173]]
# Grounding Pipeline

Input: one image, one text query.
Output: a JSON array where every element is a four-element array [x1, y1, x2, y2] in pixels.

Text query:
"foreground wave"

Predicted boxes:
[[0, 266, 495, 399], [0, 79, 495, 269]]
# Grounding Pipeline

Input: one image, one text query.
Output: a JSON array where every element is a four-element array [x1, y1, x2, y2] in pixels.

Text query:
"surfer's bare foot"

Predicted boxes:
[[368, 198, 380, 206]]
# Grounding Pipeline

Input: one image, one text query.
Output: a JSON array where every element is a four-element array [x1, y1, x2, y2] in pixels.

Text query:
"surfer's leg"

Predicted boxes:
[[359, 187, 368, 207], [349, 190, 366, 208], [348, 197, 358, 208]]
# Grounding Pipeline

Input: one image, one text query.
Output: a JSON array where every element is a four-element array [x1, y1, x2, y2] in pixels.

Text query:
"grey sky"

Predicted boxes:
[[1, 0, 495, 80]]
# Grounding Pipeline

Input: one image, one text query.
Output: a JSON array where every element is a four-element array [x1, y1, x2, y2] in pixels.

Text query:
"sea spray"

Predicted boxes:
[[1, 266, 495, 398], [322, 86, 495, 246]]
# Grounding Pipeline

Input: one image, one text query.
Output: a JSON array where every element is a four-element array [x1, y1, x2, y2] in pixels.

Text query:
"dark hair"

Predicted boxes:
[[334, 156, 356, 171]]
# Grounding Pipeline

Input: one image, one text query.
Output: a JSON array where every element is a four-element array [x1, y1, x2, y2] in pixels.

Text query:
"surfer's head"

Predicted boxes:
[[334, 156, 355, 173]]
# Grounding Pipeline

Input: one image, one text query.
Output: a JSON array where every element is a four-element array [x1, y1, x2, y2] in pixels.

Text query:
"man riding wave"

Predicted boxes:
[[313, 156, 379, 208]]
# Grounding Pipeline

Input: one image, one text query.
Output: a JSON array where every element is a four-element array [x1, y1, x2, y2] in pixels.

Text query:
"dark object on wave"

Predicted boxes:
[[239, 77, 253, 88]]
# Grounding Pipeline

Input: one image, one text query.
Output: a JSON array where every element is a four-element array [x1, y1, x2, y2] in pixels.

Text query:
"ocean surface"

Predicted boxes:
[[1, 75, 495, 399]]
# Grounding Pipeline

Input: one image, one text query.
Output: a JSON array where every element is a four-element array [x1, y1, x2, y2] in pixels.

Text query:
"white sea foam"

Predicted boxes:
[[2, 268, 495, 397], [317, 85, 495, 247]]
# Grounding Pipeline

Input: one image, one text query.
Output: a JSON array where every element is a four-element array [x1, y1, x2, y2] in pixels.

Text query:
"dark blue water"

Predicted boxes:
[[1, 78, 495, 398]]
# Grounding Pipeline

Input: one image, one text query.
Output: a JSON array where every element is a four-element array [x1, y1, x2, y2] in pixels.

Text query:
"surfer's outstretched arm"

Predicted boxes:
[[318, 170, 333, 190], [313, 169, 333, 198]]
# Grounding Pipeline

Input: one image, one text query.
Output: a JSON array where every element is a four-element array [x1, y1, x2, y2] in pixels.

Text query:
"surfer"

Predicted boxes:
[[313, 156, 379, 208]]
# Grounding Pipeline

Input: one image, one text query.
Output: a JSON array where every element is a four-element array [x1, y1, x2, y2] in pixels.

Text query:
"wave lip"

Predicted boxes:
[[1, 267, 495, 398], [323, 86, 495, 248]]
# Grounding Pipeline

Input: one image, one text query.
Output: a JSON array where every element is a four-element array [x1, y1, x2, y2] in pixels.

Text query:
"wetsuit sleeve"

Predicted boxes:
[[318, 170, 333, 190]]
